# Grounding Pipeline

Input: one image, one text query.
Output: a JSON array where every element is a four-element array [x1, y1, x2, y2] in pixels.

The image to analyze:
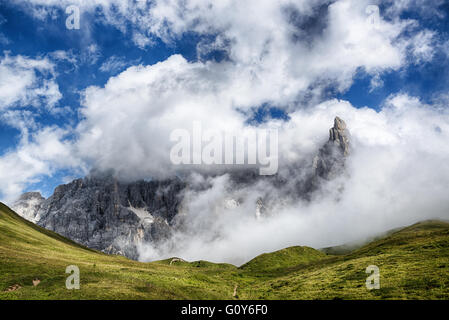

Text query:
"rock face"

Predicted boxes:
[[12, 192, 44, 223], [15, 174, 185, 260], [13, 117, 350, 260], [329, 116, 350, 156], [313, 116, 350, 180]]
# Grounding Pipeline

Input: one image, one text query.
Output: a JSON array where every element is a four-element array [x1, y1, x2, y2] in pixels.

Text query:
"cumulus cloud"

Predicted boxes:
[[11, 0, 436, 98], [0, 53, 61, 111], [2, 1, 445, 185], [72, 0, 441, 179], [76, 55, 247, 180]]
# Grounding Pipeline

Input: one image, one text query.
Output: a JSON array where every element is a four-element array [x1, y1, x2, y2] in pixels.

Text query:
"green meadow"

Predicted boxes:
[[0, 202, 448, 300]]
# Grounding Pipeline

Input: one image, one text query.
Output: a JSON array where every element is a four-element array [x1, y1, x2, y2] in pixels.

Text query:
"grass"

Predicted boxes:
[[0, 202, 448, 300], [240, 246, 326, 274]]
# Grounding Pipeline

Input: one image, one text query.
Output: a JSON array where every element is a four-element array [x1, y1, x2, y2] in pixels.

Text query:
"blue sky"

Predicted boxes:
[[0, 1, 211, 197], [0, 0, 449, 201]]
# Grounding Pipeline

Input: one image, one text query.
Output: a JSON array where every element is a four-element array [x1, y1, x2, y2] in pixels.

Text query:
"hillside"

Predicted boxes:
[[239, 220, 449, 299], [240, 246, 327, 274], [0, 202, 238, 299], [0, 202, 448, 300]]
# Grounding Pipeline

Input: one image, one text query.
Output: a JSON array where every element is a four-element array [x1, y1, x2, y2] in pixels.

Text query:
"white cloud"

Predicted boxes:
[[3, 0, 440, 204], [407, 30, 436, 63], [0, 52, 78, 202], [139, 0, 408, 95], [0, 126, 83, 202], [0, 53, 61, 110], [137, 94, 449, 264], [76, 54, 247, 180], [70, 7, 424, 179], [12, 0, 438, 98]]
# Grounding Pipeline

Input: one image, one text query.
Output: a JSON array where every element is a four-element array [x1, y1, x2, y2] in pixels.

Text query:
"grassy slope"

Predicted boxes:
[[240, 246, 326, 274], [0, 203, 238, 299], [0, 202, 448, 300], [240, 221, 449, 299]]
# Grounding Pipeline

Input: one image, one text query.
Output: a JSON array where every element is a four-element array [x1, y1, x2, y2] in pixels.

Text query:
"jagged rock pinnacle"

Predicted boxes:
[[313, 116, 350, 179], [329, 116, 350, 156]]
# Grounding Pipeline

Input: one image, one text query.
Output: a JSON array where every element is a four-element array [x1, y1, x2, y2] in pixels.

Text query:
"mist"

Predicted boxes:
[[137, 95, 449, 266]]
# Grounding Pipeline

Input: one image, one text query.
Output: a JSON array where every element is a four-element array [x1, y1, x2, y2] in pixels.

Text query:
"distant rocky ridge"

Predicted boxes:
[[13, 117, 350, 260], [15, 175, 185, 260]]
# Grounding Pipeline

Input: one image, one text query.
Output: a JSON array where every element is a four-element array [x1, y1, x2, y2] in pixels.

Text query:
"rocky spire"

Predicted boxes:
[[329, 116, 350, 156], [313, 117, 350, 179]]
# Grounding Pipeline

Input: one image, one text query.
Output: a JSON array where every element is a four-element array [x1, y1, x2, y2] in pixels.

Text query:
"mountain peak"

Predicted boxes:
[[329, 116, 350, 156], [333, 116, 346, 131], [16, 191, 44, 201], [312, 116, 350, 180]]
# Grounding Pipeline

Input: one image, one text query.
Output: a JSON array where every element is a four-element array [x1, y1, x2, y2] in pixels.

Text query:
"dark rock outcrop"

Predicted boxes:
[[15, 174, 185, 260]]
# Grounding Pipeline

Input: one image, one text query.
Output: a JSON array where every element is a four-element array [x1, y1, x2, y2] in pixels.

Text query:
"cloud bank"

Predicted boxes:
[[132, 95, 449, 265]]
